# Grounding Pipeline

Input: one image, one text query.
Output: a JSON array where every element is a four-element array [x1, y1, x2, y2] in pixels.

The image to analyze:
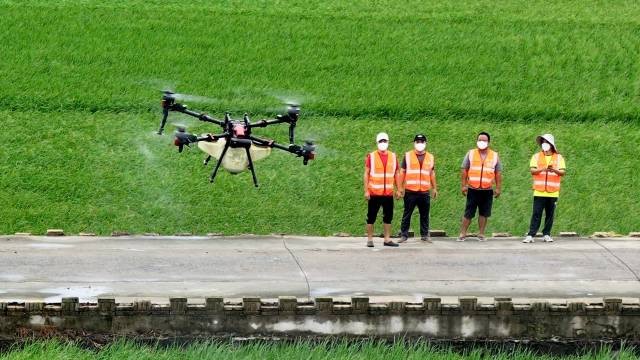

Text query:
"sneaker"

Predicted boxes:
[[477, 235, 486, 242], [398, 236, 408, 243], [456, 235, 466, 242], [543, 235, 554, 243], [366, 241, 374, 248], [421, 236, 432, 243], [383, 241, 399, 247], [522, 235, 535, 243]]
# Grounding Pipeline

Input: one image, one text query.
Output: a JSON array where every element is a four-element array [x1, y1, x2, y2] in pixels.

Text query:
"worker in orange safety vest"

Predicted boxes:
[[398, 134, 438, 244], [458, 132, 502, 242], [364, 132, 402, 248], [523, 134, 566, 244]]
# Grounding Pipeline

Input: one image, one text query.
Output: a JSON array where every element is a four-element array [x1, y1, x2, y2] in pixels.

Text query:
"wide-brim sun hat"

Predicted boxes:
[[536, 133, 557, 151]]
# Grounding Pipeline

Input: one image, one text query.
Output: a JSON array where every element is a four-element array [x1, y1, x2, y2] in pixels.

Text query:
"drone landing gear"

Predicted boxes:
[[208, 141, 259, 188], [209, 142, 229, 185], [245, 146, 259, 188]]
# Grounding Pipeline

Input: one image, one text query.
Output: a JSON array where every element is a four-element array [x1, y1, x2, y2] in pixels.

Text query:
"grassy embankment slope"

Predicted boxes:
[[1, 1, 639, 236]]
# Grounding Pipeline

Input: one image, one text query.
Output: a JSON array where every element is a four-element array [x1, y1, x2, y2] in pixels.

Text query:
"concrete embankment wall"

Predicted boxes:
[[1, 297, 638, 340]]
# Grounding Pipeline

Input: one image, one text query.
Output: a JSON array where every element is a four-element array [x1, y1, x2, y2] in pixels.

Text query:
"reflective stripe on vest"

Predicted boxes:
[[404, 151, 433, 192], [467, 149, 497, 189], [533, 152, 562, 193], [368, 151, 396, 196]]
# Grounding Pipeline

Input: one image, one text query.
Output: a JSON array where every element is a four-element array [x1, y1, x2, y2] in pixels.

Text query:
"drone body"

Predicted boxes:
[[158, 91, 315, 186]]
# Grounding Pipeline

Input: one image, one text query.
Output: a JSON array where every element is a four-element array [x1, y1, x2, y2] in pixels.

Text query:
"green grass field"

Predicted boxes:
[[1, 0, 639, 236], [1, 340, 638, 360]]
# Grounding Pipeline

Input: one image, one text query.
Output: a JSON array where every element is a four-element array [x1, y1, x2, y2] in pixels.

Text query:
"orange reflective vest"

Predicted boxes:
[[404, 151, 434, 192], [533, 152, 563, 193], [367, 151, 397, 196], [467, 149, 498, 189]]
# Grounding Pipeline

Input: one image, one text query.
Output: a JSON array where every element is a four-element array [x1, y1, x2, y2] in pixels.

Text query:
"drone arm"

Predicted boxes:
[[249, 136, 288, 151], [249, 114, 298, 143], [288, 122, 296, 144], [158, 108, 170, 134], [197, 133, 227, 142], [174, 132, 228, 152], [247, 115, 294, 129], [168, 103, 224, 126], [249, 136, 315, 165]]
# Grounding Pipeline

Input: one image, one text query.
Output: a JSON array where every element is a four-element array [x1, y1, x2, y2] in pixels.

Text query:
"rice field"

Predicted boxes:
[[1, 0, 639, 236]]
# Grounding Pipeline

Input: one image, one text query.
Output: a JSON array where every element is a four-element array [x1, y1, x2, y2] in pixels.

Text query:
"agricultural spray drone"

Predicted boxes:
[[157, 91, 315, 187]]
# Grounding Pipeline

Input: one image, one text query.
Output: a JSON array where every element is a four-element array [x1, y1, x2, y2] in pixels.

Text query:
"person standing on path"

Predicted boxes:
[[523, 134, 566, 243], [364, 132, 402, 248], [399, 134, 438, 243], [458, 132, 502, 242]]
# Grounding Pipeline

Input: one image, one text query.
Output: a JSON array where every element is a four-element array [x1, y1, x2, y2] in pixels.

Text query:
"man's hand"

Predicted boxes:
[[461, 185, 468, 196], [364, 191, 370, 200], [395, 190, 403, 200], [494, 188, 501, 198], [431, 189, 438, 200]]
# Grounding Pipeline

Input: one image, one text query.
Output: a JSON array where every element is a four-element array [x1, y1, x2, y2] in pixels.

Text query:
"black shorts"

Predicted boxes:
[[464, 188, 493, 219], [367, 196, 394, 224]]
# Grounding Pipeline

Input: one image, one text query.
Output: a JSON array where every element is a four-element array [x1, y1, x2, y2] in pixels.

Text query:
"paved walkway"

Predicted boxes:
[[1, 235, 639, 303]]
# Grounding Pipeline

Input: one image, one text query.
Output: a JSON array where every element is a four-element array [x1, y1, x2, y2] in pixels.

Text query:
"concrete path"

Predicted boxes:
[[1, 235, 640, 303]]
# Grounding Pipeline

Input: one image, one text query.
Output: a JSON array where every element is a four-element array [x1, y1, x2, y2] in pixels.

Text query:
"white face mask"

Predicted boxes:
[[477, 141, 488, 150], [414, 143, 426, 152], [541, 143, 551, 152], [377, 142, 389, 151]]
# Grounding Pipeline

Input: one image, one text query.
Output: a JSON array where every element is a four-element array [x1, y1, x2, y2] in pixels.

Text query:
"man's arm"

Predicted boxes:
[[460, 152, 469, 196], [494, 171, 502, 198], [399, 156, 407, 194], [364, 168, 370, 200], [364, 154, 371, 200], [460, 169, 468, 196], [395, 167, 403, 199], [430, 170, 438, 199]]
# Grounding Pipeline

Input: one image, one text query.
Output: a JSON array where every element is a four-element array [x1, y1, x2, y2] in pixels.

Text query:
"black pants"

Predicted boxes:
[[527, 196, 558, 236], [400, 191, 430, 237], [366, 196, 394, 224]]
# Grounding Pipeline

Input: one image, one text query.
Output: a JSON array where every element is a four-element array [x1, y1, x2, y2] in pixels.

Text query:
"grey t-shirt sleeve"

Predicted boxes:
[[461, 152, 470, 169], [401, 157, 407, 169], [495, 157, 502, 172]]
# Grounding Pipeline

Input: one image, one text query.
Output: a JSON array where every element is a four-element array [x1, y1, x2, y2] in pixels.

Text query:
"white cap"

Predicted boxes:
[[376, 132, 389, 143], [536, 133, 557, 151]]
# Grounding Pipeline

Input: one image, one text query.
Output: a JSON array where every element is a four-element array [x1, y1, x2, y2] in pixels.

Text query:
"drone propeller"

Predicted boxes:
[[272, 93, 306, 106], [160, 89, 220, 104], [299, 139, 316, 165], [303, 139, 316, 152], [173, 126, 197, 153]]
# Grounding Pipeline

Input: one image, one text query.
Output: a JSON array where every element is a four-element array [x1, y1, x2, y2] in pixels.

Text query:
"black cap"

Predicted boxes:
[[414, 134, 427, 142]]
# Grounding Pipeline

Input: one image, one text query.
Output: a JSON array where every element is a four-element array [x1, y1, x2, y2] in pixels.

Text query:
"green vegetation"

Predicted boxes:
[[1, 340, 638, 360], [1, 0, 639, 236]]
